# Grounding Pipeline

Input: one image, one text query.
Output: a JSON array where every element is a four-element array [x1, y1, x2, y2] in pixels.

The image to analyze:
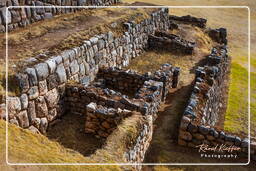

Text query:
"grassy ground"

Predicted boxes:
[[0, 120, 122, 171], [0, 113, 146, 171]]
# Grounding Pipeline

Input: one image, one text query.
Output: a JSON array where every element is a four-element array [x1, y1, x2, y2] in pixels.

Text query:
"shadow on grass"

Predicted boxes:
[[46, 112, 105, 157]]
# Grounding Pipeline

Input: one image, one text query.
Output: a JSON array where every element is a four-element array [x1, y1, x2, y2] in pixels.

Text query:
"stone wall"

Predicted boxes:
[[148, 31, 195, 55], [124, 114, 153, 170], [207, 27, 228, 45], [7, 8, 170, 134], [0, 0, 120, 32], [178, 44, 256, 161], [85, 102, 133, 138], [97, 63, 179, 100], [169, 15, 207, 28]]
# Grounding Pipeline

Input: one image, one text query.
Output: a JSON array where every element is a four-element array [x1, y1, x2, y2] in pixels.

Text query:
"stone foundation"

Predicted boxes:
[[148, 31, 195, 55]]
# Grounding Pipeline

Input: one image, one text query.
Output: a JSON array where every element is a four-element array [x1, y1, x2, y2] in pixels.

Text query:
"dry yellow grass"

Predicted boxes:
[[0, 113, 146, 170]]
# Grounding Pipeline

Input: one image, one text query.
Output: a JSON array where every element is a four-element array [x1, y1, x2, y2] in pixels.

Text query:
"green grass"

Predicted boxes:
[[224, 62, 250, 136]]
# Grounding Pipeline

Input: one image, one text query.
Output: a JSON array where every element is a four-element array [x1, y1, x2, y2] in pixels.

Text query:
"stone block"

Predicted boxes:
[[179, 131, 192, 141], [56, 64, 67, 84], [39, 117, 48, 134], [193, 133, 205, 140], [28, 125, 40, 134], [16, 110, 29, 128], [35, 96, 48, 117], [38, 80, 48, 95], [47, 108, 57, 122], [35, 63, 49, 81], [16, 73, 29, 93], [45, 58, 57, 74], [25, 67, 38, 86], [187, 123, 198, 133], [28, 86, 39, 100], [46, 74, 58, 90], [44, 88, 59, 108], [70, 59, 79, 74], [20, 93, 28, 109], [8, 96, 21, 113], [27, 100, 36, 122], [198, 125, 209, 135]]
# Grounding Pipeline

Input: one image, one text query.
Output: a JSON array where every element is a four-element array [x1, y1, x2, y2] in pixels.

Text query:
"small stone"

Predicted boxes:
[[179, 119, 190, 131], [219, 131, 226, 139], [90, 37, 98, 45], [70, 60, 79, 74], [25, 67, 38, 86], [241, 138, 249, 148], [179, 131, 192, 141], [16, 73, 29, 93], [38, 80, 48, 95], [102, 121, 111, 129], [16, 110, 29, 128], [187, 123, 198, 133], [27, 101, 36, 122], [193, 133, 205, 140], [87, 103, 96, 112], [8, 97, 21, 113], [9, 118, 19, 126], [28, 86, 39, 100], [28, 125, 40, 134], [225, 135, 236, 142], [46, 74, 58, 90], [35, 96, 48, 117], [47, 108, 57, 122], [20, 94, 28, 109], [44, 88, 59, 108], [31, 118, 41, 129], [234, 137, 242, 146], [198, 125, 209, 135], [39, 117, 48, 134]]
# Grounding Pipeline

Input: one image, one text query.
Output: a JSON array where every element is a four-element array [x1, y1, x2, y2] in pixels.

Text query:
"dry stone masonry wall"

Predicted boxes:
[[7, 8, 170, 134], [169, 15, 207, 28], [0, 0, 120, 32], [148, 31, 195, 55], [178, 43, 256, 160]]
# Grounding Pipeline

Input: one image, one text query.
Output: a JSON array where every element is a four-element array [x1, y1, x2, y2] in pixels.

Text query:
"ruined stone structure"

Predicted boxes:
[[0, 0, 120, 32], [178, 45, 256, 160], [3, 5, 255, 166], [65, 64, 177, 138], [169, 15, 207, 28], [148, 31, 195, 55]]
